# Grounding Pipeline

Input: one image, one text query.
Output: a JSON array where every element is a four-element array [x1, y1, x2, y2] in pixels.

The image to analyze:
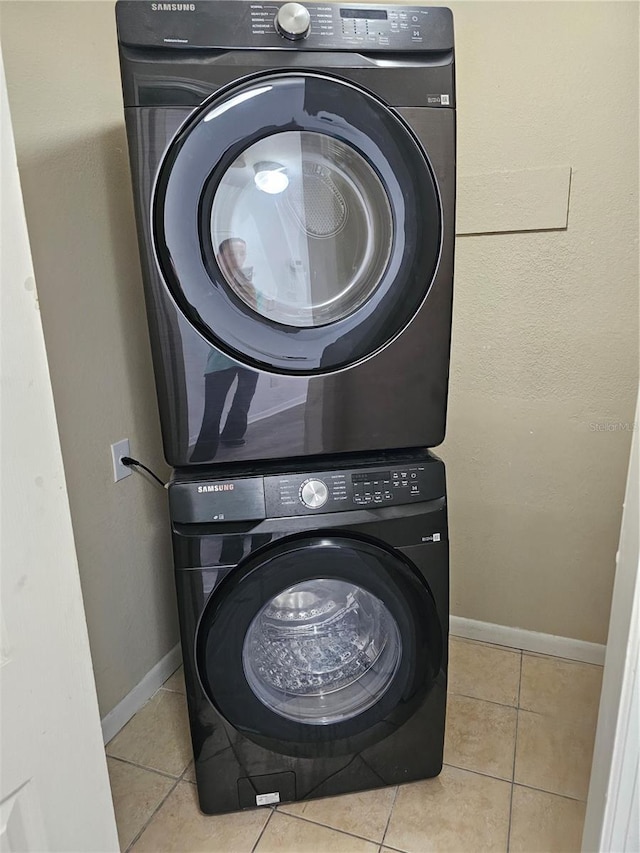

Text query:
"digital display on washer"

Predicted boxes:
[[340, 8, 389, 19], [352, 471, 391, 483]]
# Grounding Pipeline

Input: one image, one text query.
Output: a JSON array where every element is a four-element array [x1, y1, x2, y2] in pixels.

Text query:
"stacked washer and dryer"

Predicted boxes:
[[116, 0, 455, 815]]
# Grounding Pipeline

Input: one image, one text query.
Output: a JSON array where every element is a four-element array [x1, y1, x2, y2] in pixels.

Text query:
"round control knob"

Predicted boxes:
[[299, 478, 328, 509], [275, 3, 311, 40]]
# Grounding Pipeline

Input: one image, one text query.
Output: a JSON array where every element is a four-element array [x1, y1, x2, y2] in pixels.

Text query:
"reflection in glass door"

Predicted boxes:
[[210, 131, 394, 328]]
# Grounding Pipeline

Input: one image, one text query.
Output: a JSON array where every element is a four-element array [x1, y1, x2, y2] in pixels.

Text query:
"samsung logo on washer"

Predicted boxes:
[[151, 3, 196, 10], [197, 483, 235, 494]]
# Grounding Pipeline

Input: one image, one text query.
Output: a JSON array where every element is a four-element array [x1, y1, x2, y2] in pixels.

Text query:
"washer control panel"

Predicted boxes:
[[170, 457, 445, 523], [116, 2, 454, 53], [264, 462, 440, 517]]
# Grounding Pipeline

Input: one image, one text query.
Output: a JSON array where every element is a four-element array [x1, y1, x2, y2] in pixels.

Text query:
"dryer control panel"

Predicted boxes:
[[116, 2, 454, 53]]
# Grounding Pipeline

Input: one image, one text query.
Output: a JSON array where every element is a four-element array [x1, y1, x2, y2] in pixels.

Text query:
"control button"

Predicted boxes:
[[402, 480, 409, 487], [411, 472, 418, 478], [275, 3, 311, 40], [299, 478, 328, 508]]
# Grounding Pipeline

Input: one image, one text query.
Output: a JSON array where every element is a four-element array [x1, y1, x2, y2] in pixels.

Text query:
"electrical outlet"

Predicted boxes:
[[111, 439, 132, 483]]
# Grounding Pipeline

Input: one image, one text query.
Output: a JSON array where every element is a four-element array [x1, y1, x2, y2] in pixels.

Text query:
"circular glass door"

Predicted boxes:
[[242, 578, 401, 725], [154, 73, 442, 374], [196, 535, 442, 755], [210, 131, 393, 328]]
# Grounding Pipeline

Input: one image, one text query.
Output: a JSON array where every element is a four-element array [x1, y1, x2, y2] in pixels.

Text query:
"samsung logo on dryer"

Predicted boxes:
[[151, 3, 196, 10], [197, 483, 235, 493]]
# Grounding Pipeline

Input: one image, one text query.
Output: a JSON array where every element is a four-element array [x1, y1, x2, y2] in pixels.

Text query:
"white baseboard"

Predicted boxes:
[[450, 616, 606, 665], [100, 643, 182, 745]]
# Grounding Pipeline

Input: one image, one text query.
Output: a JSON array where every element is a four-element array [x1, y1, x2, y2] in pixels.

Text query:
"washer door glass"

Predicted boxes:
[[242, 579, 401, 724], [211, 132, 393, 328], [196, 535, 443, 755], [154, 73, 441, 373]]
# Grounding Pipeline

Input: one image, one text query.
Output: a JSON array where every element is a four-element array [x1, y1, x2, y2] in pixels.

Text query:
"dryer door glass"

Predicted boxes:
[[242, 579, 401, 724], [154, 73, 441, 373], [210, 132, 393, 328]]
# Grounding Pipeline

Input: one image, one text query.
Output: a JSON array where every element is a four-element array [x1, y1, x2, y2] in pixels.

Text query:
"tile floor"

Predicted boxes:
[[106, 638, 603, 852]]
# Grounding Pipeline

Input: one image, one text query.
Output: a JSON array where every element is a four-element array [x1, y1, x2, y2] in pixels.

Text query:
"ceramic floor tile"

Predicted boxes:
[[449, 638, 521, 706], [106, 690, 192, 777], [255, 812, 378, 853], [520, 654, 602, 724], [444, 693, 517, 780], [384, 765, 511, 853], [182, 762, 196, 783], [278, 785, 396, 843], [132, 781, 269, 852], [509, 785, 586, 852], [162, 665, 186, 695], [515, 709, 596, 800], [106, 757, 174, 851]]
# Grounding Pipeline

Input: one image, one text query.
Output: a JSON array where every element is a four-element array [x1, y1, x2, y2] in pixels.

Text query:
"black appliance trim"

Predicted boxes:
[[196, 532, 442, 757], [153, 70, 441, 374]]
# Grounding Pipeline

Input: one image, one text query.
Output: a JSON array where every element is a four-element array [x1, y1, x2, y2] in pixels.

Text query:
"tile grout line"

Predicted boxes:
[[506, 651, 524, 852], [380, 784, 400, 849], [122, 754, 194, 852], [275, 808, 391, 846], [449, 689, 520, 710], [443, 755, 588, 803], [377, 841, 409, 853], [511, 780, 589, 804], [451, 636, 604, 668], [106, 753, 185, 782], [159, 685, 186, 695], [124, 774, 182, 853], [442, 761, 513, 786], [443, 764, 513, 784], [250, 806, 275, 853]]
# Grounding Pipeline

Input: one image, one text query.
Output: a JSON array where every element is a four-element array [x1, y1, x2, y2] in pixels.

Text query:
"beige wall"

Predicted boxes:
[[1, 1, 179, 717], [442, 1, 639, 643], [0, 0, 637, 720]]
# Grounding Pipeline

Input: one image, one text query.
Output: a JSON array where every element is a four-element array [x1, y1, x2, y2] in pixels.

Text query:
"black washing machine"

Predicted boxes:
[[116, 2, 456, 467], [169, 450, 448, 814]]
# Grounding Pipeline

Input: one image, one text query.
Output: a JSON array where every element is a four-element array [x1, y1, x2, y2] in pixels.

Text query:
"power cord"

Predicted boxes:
[[121, 456, 168, 489]]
